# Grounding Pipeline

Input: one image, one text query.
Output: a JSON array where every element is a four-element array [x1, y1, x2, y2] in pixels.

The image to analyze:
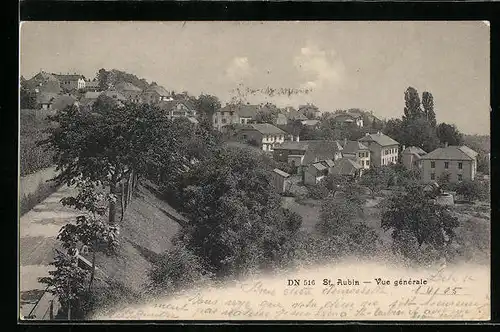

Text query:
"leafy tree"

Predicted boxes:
[[255, 110, 276, 124], [39, 253, 90, 320], [403, 87, 423, 120], [97, 68, 109, 91], [20, 81, 37, 109], [436, 123, 464, 146], [195, 94, 221, 130], [403, 117, 440, 152], [422, 91, 437, 127], [455, 179, 486, 202], [316, 198, 359, 236], [381, 183, 459, 251], [437, 171, 452, 189], [323, 173, 348, 197], [359, 166, 392, 198], [171, 146, 302, 277]]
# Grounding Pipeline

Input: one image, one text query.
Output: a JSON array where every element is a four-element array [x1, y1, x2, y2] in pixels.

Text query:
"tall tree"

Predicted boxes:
[[97, 68, 109, 91], [436, 123, 464, 146], [403, 87, 423, 120], [422, 91, 437, 127]]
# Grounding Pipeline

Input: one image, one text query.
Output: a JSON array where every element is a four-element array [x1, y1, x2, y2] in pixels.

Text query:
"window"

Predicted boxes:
[[431, 161, 435, 168], [366, 160, 370, 166], [361, 160, 364, 167], [444, 162, 449, 169], [214, 118, 218, 124], [431, 173, 435, 180], [458, 162, 463, 169], [222, 118, 227, 124], [458, 174, 463, 181]]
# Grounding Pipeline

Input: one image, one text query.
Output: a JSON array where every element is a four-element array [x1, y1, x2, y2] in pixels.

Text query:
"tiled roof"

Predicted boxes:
[[53, 74, 85, 81], [420, 145, 478, 161], [248, 123, 286, 135], [359, 132, 399, 146], [312, 162, 327, 171], [323, 159, 335, 167], [331, 158, 362, 176], [402, 146, 427, 155], [103, 91, 127, 101], [303, 141, 343, 165], [273, 168, 291, 178], [273, 141, 310, 151], [220, 104, 260, 118], [36, 92, 58, 104], [115, 82, 142, 92], [342, 140, 369, 154], [144, 84, 170, 96]]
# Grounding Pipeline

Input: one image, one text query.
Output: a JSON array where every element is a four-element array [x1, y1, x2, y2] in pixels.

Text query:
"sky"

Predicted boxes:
[[20, 21, 490, 134]]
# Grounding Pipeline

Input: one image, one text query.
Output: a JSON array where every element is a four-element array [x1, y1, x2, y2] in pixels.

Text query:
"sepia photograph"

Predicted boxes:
[[18, 21, 490, 321]]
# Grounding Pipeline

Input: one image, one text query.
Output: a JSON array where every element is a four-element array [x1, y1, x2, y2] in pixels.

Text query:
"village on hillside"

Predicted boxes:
[[19, 68, 491, 320]]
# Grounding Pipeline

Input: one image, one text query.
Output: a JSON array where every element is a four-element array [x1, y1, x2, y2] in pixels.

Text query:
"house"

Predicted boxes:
[[419, 144, 478, 183], [273, 140, 343, 175], [141, 83, 172, 104], [358, 132, 399, 167], [341, 140, 371, 170], [333, 112, 364, 127], [401, 146, 427, 170], [304, 162, 329, 185], [84, 79, 100, 92], [102, 90, 127, 103], [276, 113, 288, 125], [284, 108, 308, 122], [159, 100, 197, 121], [114, 82, 142, 103], [26, 71, 62, 94], [53, 73, 86, 91], [300, 119, 320, 127], [36, 92, 58, 110], [213, 104, 260, 131], [331, 157, 363, 179], [236, 123, 286, 152], [298, 104, 322, 119], [272, 168, 292, 194]]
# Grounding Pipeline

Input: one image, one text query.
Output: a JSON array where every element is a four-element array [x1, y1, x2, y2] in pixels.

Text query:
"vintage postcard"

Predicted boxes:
[[18, 21, 490, 321]]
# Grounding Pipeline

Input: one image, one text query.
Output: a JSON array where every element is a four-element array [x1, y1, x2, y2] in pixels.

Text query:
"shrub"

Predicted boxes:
[[306, 183, 329, 199]]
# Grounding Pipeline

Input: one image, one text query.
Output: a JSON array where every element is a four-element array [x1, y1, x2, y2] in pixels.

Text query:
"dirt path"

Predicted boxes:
[[19, 185, 80, 320]]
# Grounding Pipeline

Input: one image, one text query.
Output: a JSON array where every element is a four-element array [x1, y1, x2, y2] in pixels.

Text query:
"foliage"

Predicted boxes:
[[170, 146, 302, 277], [422, 91, 437, 127], [316, 198, 360, 236], [148, 242, 214, 294], [96, 68, 149, 91], [38, 253, 90, 320], [20, 81, 37, 109], [255, 110, 276, 124], [323, 173, 348, 197], [306, 182, 329, 199], [359, 166, 393, 197], [455, 179, 487, 202], [436, 123, 464, 146], [381, 183, 459, 251]]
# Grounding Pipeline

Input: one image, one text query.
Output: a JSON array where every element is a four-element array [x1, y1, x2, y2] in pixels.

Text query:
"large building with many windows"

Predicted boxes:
[[420, 144, 478, 183], [358, 132, 399, 167]]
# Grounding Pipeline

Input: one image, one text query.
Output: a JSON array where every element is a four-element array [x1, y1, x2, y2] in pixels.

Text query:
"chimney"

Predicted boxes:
[[444, 142, 448, 147], [402, 145, 406, 152]]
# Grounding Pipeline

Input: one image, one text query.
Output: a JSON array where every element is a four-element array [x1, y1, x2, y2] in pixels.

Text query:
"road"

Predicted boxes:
[[19, 185, 80, 320]]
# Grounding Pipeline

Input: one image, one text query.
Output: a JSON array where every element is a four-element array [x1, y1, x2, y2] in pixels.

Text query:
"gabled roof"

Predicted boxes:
[[420, 145, 478, 161], [144, 84, 170, 96], [285, 109, 308, 121], [102, 90, 127, 101], [301, 119, 320, 126], [342, 140, 369, 154], [303, 140, 343, 165], [115, 82, 142, 92], [220, 104, 260, 118], [31, 71, 59, 82], [51, 94, 77, 111], [273, 141, 310, 151], [247, 123, 286, 135], [273, 168, 291, 178], [36, 92, 58, 104], [53, 74, 85, 81], [331, 158, 362, 176], [359, 132, 399, 146], [402, 146, 427, 155], [322, 159, 335, 168], [311, 162, 327, 171]]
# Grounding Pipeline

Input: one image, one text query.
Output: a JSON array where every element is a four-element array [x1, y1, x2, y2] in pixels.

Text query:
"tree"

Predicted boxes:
[[422, 91, 437, 127], [195, 94, 221, 130], [20, 81, 37, 109], [359, 166, 392, 198], [39, 253, 90, 320], [455, 179, 485, 202], [403, 87, 423, 121], [255, 110, 276, 124], [323, 173, 348, 198], [381, 183, 459, 252], [172, 146, 302, 277], [97, 68, 109, 91], [436, 123, 464, 146], [316, 198, 359, 236]]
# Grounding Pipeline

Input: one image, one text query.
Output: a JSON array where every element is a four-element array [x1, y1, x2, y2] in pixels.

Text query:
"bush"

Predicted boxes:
[[147, 242, 214, 295], [306, 183, 329, 199]]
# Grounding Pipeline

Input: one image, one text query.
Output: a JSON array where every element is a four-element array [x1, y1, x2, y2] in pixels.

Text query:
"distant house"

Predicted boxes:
[[26, 71, 62, 94], [272, 168, 292, 194], [236, 123, 286, 152], [420, 144, 478, 183], [159, 100, 197, 122], [276, 113, 288, 126], [304, 162, 329, 185], [333, 112, 364, 127], [298, 104, 322, 119], [84, 79, 100, 92], [402, 146, 427, 170], [358, 132, 399, 167], [141, 83, 172, 104], [114, 82, 142, 103], [273, 140, 343, 175], [36, 92, 58, 110], [300, 119, 321, 127], [53, 74, 86, 91], [102, 90, 127, 103], [213, 104, 260, 131], [284, 108, 308, 122], [341, 140, 371, 170], [331, 157, 363, 179]]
